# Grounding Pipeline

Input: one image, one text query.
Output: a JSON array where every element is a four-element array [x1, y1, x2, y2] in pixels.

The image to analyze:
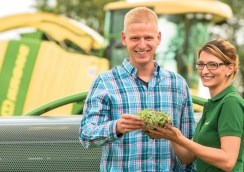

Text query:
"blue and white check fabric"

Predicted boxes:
[[79, 59, 195, 172]]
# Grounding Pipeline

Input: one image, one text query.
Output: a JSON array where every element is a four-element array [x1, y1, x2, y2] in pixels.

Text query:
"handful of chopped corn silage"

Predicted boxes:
[[137, 109, 172, 135]]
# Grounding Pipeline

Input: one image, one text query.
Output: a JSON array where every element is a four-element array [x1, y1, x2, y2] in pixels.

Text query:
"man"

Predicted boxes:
[[79, 7, 195, 171]]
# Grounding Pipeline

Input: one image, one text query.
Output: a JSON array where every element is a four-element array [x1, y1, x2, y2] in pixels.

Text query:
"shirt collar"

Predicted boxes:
[[210, 85, 237, 102], [122, 59, 160, 77]]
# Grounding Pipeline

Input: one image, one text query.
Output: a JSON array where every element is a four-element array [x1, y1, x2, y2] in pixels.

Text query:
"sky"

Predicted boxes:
[[0, 0, 35, 17], [0, 0, 37, 40]]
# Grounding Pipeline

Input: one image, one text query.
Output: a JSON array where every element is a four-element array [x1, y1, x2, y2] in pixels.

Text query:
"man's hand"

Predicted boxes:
[[116, 114, 145, 135]]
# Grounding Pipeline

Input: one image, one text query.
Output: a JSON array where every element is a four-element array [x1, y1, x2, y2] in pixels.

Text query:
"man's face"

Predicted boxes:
[[121, 22, 161, 68]]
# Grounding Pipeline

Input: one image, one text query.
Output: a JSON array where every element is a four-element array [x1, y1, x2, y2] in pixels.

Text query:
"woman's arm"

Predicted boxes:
[[149, 125, 195, 164], [170, 139, 196, 164], [149, 124, 241, 171]]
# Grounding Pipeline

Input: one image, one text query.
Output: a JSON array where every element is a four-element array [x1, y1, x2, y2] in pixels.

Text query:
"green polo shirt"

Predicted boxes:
[[193, 85, 244, 172]]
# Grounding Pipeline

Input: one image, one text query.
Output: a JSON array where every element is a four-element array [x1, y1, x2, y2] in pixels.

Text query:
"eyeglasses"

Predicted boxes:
[[195, 62, 230, 70]]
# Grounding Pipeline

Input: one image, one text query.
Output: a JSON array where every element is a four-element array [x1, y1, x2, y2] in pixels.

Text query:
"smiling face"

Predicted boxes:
[[121, 22, 161, 69], [198, 51, 233, 97]]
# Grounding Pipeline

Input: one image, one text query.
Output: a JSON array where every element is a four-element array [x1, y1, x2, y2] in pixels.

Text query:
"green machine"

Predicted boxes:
[[0, 12, 109, 116]]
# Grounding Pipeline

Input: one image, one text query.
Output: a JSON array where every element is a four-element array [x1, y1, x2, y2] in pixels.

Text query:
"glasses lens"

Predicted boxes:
[[207, 62, 218, 69], [196, 63, 204, 69]]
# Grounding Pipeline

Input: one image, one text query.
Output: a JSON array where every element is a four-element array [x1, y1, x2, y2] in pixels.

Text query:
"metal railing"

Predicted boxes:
[[24, 92, 207, 116]]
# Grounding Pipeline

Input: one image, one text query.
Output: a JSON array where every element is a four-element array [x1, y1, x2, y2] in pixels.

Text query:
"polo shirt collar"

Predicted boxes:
[[210, 85, 237, 102]]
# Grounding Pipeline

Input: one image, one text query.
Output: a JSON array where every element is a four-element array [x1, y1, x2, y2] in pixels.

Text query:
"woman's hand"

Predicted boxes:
[[148, 123, 183, 143]]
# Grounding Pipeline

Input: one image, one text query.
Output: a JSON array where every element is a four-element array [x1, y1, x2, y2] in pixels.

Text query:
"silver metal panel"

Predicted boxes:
[[0, 116, 101, 172]]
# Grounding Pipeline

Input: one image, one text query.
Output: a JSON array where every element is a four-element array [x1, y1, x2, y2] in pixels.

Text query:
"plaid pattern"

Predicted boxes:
[[79, 59, 195, 172]]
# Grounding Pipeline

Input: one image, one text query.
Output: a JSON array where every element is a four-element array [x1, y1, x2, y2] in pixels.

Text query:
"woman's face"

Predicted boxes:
[[197, 51, 232, 97]]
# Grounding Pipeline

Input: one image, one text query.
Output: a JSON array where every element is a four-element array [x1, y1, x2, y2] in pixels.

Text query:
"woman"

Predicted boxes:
[[149, 39, 244, 172]]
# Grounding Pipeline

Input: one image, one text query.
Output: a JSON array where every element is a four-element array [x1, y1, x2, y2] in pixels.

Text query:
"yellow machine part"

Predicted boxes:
[[0, 12, 105, 53], [0, 40, 8, 72], [104, 0, 232, 23], [0, 12, 109, 116], [0, 39, 109, 116], [23, 41, 108, 116]]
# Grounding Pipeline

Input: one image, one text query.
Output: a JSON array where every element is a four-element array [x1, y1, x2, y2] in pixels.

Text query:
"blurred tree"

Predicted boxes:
[[209, 0, 244, 96], [31, 0, 119, 35]]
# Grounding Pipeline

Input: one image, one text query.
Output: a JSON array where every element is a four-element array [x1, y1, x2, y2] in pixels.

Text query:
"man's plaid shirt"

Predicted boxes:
[[79, 59, 195, 172]]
